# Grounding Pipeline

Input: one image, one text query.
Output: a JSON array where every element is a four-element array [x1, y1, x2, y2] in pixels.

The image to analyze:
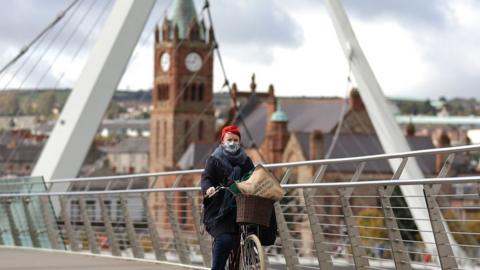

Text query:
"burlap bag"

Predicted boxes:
[[236, 164, 285, 201]]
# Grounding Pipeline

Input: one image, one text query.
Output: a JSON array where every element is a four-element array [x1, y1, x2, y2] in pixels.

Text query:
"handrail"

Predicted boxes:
[[2, 175, 480, 198], [44, 144, 480, 184]]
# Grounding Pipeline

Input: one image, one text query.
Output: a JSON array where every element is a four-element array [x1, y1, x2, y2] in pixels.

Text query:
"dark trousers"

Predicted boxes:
[[211, 233, 235, 270]]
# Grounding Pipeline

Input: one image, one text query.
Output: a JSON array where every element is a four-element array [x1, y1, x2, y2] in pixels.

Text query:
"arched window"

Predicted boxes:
[[190, 83, 197, 101], [156, 120, 160, 158], [198, 83, 205, 101], [198, 120, 204, 140], [183, 82, 189, 101], [157, 84, 169, 100], [163, 121, 167, 157], [184, 120, 190, 150]]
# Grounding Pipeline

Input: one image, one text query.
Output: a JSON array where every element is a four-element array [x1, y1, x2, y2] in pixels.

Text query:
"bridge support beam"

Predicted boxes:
[[60, 196, 80, 251], [2, 198, 21, 246], [39, 196, 61, 250], [188, 191, 212, 267], [378, 158, 412, 269], [339, 163, 369, 269], [22, 198, 40, 248], [275, 168, 300, 270], [98, 195, 121, 256], [78, 196, 100, 254], [32, 0, 156, 210], [303, 165, 333, 269], [119, 194, 144, 258], [141, 194, 166, 261]]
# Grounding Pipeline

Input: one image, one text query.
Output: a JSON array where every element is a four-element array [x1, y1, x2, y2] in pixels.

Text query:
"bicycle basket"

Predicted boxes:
[[235, 194, 275, 227]]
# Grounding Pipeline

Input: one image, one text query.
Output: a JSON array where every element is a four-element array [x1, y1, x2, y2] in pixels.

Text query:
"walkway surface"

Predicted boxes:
[[0, 247, 193, 270]]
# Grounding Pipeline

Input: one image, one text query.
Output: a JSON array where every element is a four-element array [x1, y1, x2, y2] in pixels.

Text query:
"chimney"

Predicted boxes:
[[405, 122, 415, 136], [309, 130, 324, 160], [435, 130, 451, 173], [349, 88, 365, 111]]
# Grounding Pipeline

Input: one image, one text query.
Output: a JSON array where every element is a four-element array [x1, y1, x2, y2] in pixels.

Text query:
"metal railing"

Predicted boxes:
[[1, 144, 480, 269]]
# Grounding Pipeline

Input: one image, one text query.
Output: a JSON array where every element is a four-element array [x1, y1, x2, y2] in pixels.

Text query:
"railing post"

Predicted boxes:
[[274, 167, 300, 270], [303, 165, 333, 269], [423, 153, 458, 269], [187, 191, 212, 267], [98, 195, 121, 256], [78, 196, 100, 254], [39, 196, 61, 249], [22, 197, 40, 248], [140, 193, 166, 261], [2, 198, 22, 246], [60, 196, 81, 251], [165, 190, 191, 264], [339, 162, 370, 269], [378, 157, 412, 270], [0, 225, 4, 245], [119, 194, 144, 258]]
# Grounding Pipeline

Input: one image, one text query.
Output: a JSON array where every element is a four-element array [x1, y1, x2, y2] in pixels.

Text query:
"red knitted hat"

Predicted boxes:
[[221, 125, 241, 141]]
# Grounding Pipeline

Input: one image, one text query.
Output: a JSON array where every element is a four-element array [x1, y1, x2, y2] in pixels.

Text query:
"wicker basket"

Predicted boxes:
[[235, 194, 275, 227]]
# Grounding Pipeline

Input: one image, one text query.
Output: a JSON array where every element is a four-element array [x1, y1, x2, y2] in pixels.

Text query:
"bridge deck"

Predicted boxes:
[[0, 247, 190, 270]]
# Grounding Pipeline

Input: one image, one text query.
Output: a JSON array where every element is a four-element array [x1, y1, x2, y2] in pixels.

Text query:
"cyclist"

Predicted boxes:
[[201, 125, 254, 270]]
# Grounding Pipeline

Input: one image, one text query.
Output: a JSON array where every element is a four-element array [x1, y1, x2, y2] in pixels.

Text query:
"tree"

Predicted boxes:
[[36, 91, 56, 115], [0, 92, 19, 115]]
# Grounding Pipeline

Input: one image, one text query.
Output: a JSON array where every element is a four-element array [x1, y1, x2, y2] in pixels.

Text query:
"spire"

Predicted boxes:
[[171, 0, 201, 40], [250, 73, 257, 92]]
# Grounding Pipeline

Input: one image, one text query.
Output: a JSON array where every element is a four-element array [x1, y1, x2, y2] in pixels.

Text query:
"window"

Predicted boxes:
[[163, 121, 167, 157], [184, 120, 190, 150], [156, 120, 160, 158], [190, 83, 197, 101], [183, 82, 189, 101], [198, 120, 204, 140], [198, 83, 204, 101], [157, 84, 169, 100]]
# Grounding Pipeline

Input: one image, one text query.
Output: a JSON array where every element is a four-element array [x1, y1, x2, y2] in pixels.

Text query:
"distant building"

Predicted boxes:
[[101, 137, 149, 174]]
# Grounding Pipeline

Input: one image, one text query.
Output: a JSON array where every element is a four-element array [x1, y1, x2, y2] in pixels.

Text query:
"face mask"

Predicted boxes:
[[223, 141, 240, 153]]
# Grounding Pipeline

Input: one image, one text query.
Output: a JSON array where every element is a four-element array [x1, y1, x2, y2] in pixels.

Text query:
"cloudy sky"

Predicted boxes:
[[1, 0, 479, 99]]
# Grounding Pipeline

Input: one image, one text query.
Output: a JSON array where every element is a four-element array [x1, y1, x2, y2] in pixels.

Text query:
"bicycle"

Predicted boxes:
[[206, 186, 272, 270]]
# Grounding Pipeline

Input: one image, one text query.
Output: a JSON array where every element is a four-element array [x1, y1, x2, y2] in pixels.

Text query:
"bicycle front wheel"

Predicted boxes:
[[240, 234, 266, 270]]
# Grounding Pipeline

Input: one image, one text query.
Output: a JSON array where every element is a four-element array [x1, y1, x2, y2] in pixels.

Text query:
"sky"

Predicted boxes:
[[0, 0, 480, 100]]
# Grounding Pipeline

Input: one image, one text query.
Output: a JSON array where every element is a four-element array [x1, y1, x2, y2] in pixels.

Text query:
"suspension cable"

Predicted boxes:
[[0, 0, 81, 77]]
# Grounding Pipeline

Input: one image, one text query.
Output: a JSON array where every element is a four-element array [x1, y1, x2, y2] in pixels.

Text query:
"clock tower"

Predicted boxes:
[[151, 0, 215, 173]]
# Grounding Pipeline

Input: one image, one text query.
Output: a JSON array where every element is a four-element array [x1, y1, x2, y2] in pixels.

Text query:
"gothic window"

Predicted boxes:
[[163, 121, 167, 157], [156, 120, 160, 158], [190, 83, 197, 101], [181, 82, 188, 101], [157, 84, 169, 100], [198, 120, 204, 140], [184, 120, 190, 150], [198, 83, 204, 101]]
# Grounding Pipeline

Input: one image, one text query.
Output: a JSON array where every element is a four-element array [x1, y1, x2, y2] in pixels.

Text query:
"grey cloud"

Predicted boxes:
[[208, 0, 304, 50], [342, 0, 450, 27]]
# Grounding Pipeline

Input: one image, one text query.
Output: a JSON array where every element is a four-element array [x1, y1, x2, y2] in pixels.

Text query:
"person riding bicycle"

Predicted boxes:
[[201, 125, 254, 270]]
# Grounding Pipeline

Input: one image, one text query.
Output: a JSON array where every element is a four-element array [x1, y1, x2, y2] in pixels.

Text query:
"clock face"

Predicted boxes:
[[185, 52, 202, 72], [160, 52, 170, 72]]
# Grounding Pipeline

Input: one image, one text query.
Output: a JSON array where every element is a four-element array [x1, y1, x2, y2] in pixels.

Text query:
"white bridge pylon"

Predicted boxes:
[[32, 0, 155, 194], [325, 0, 463, 261]]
